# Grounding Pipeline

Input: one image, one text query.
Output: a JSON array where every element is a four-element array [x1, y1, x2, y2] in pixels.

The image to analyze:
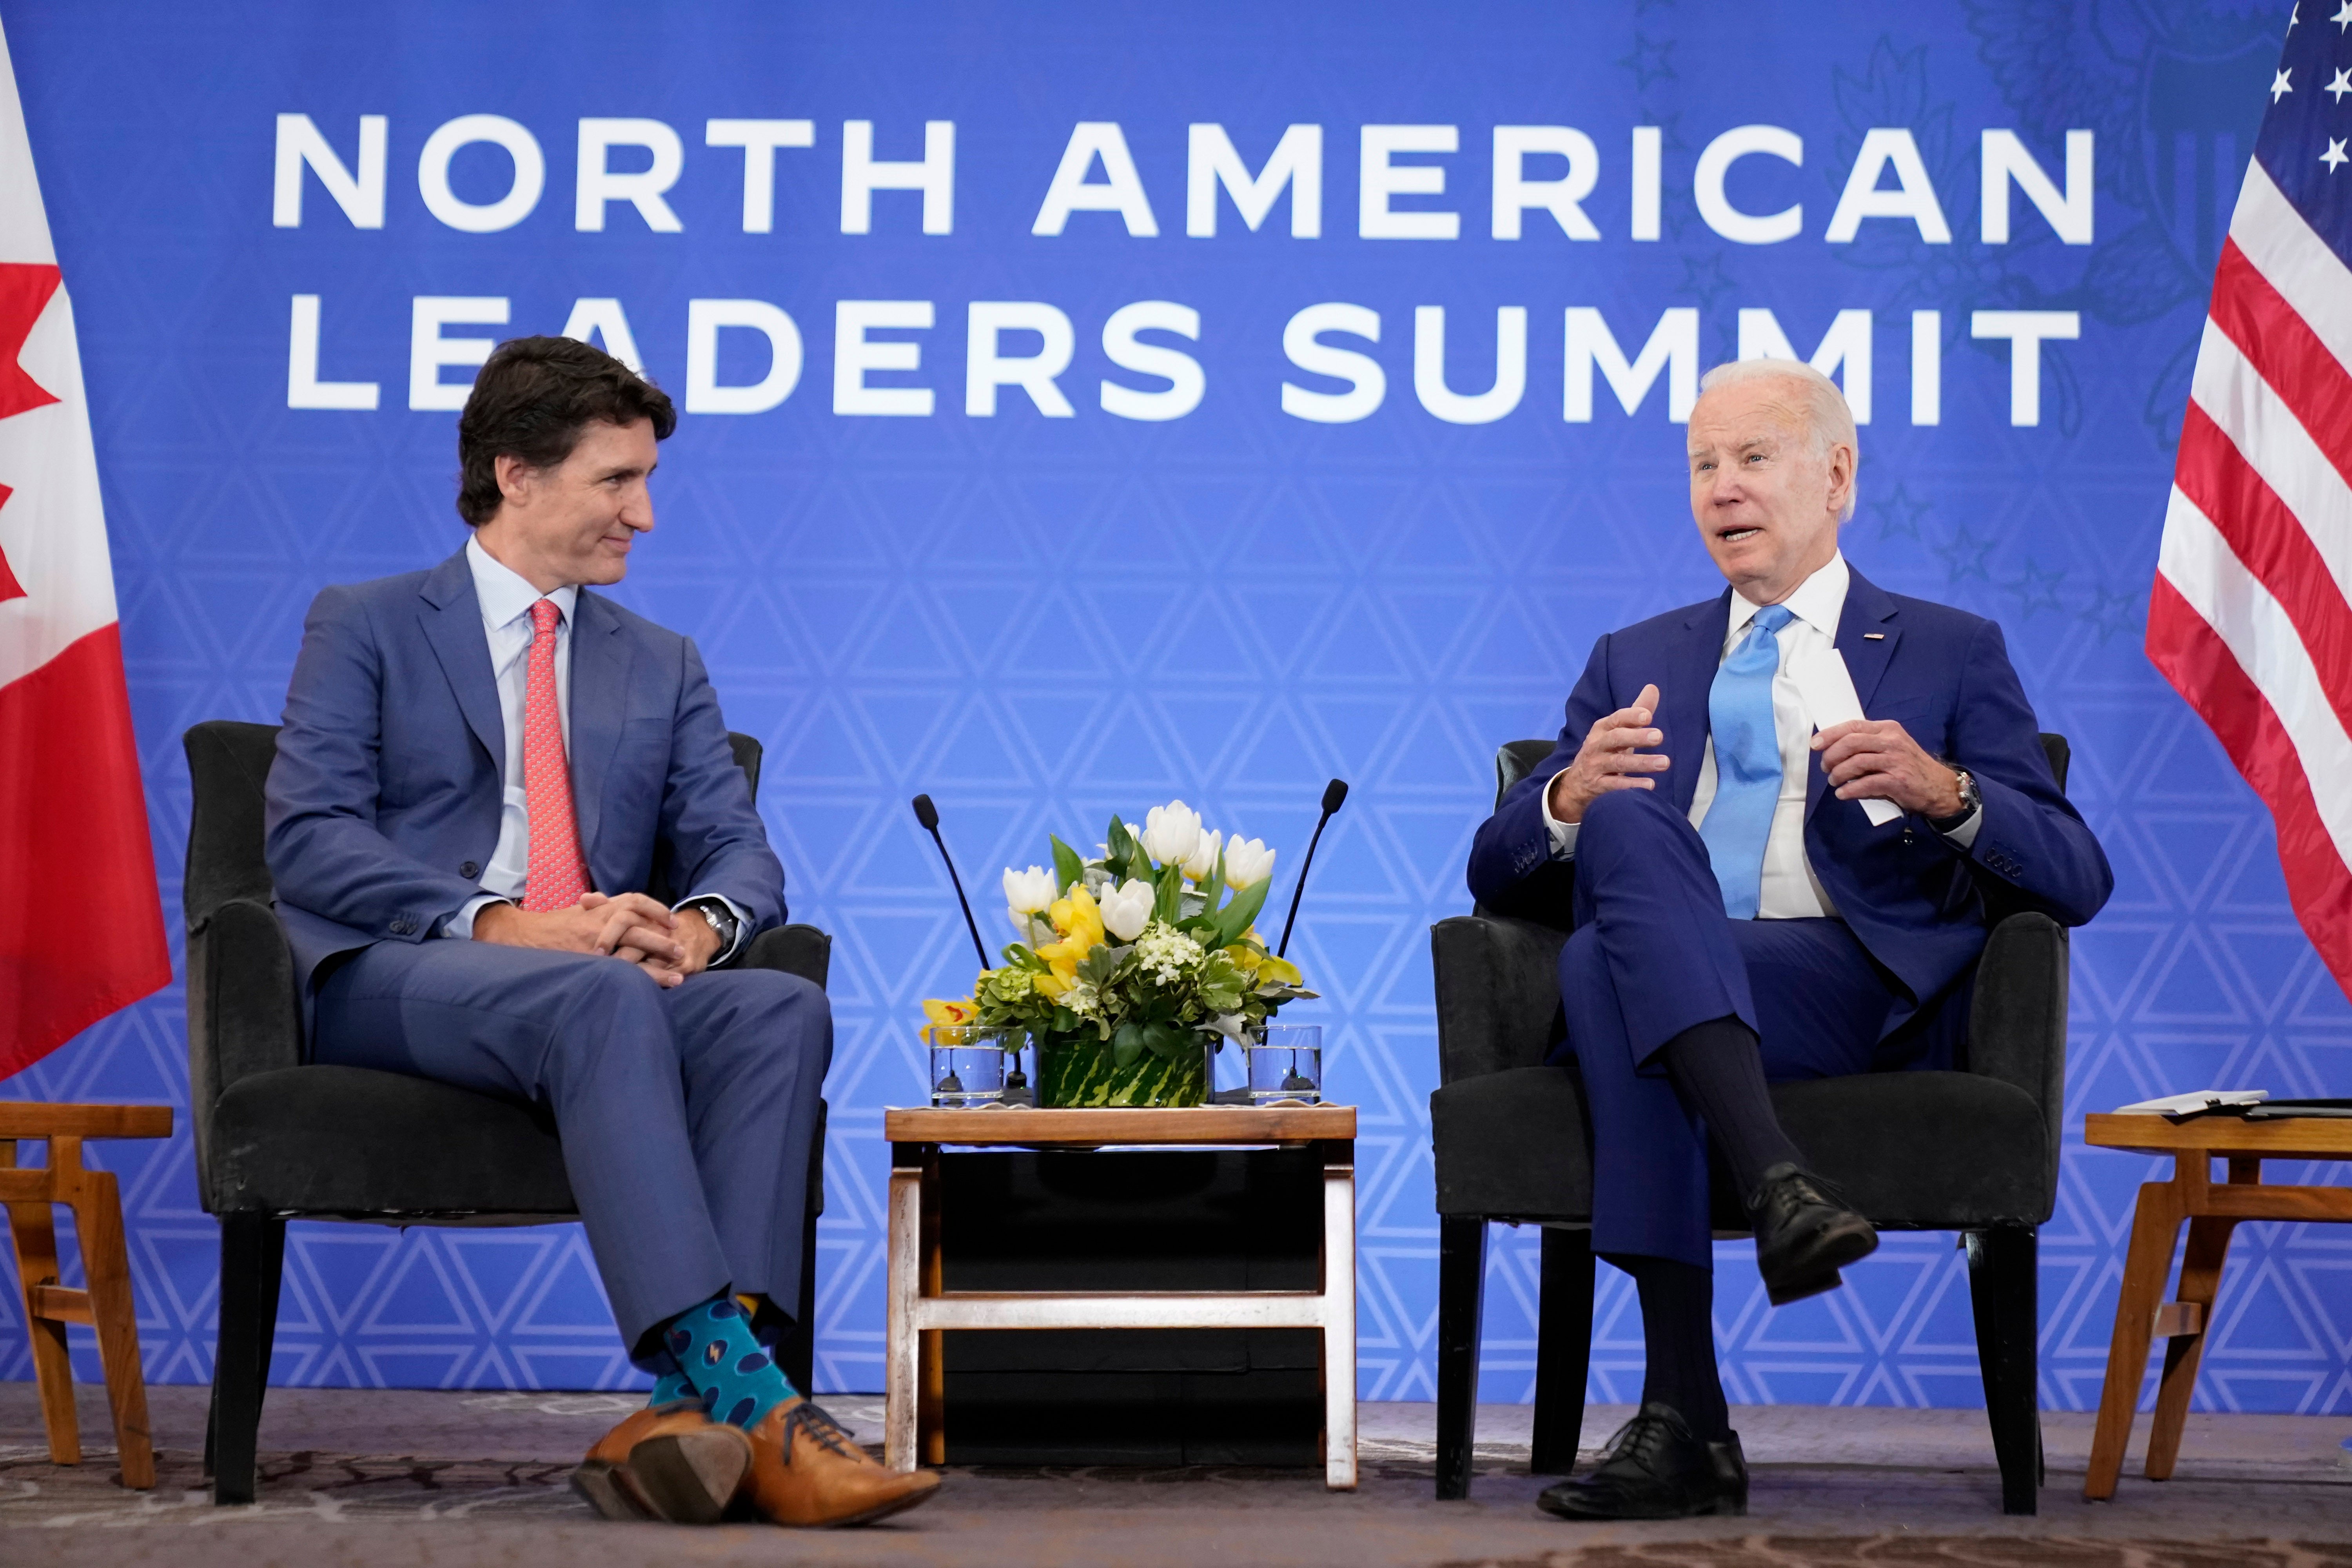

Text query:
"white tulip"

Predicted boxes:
[[1182, 828, 1224, 882], [1099, 878, 1156, 942], [1223, 835, 1277, 889], [1002, 864, 1056, 914], [1140, 801, 1202, 867]]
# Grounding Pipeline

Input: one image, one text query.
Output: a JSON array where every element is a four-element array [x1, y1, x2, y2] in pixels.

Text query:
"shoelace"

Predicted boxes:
[[1753, 1166, 1851, 1220], [1598, 1410, 1682, 1472], [777, 1401, 864, 1466]]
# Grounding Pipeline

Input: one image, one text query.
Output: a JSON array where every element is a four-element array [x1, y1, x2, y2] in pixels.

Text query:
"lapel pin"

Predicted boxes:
[[1863, 632, 1886, 640]]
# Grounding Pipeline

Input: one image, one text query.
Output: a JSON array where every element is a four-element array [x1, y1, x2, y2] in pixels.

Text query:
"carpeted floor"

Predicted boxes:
[[2, 1383, 2347, 1565]]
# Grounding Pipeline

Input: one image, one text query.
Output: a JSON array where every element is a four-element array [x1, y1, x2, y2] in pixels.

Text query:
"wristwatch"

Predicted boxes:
[[1927, 768, 1980, 832], [684, 897, 741, 961]]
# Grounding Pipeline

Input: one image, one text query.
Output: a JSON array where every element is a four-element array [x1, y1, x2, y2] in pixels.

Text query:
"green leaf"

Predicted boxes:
[[1141, 1020, 1190, 1059], [1154, 861, 1183, 924], [1198, 845, 1225, 913], [1111, 1022, 1147, 1068], [1049, 834, 1085, 898], [1212, 875, 1272, 949], [1001, 943, 1049, 972], [1106, 817, 1138, 880]]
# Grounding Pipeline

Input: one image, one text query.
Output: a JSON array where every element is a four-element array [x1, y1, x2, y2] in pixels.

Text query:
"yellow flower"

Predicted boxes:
[[1033, 970, 1074, 1000], [1256, 954, 1303, 987], [1036, 885, 1106, 976], [920, 996, 976, 1042]]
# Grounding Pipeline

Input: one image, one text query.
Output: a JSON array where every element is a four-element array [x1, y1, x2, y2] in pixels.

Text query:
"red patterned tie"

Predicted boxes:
[[520, 598, 591, 911]]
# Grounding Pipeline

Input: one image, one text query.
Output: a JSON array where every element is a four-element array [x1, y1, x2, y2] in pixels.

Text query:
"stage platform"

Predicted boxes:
[[2, 1381, 2347, 1565]]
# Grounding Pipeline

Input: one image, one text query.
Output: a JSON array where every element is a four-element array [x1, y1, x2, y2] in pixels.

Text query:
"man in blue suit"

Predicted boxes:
[[1465, 359, 2110, 1521], [265, 336, 937, 1529]]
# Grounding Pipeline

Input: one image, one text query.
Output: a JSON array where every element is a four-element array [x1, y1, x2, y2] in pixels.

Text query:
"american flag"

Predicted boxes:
[[2149, 4, 2352, 991]]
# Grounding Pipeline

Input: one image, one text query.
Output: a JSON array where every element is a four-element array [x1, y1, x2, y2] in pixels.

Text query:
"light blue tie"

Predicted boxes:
[[1699, 604, 1794, 919]]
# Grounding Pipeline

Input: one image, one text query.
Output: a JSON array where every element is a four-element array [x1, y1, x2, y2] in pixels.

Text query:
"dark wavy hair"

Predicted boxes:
[[454, 336, 677, 526]]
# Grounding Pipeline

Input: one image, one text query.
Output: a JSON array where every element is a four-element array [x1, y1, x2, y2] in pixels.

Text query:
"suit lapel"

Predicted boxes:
[[567, 590, 635, 878], [1662, 590, 1733, 815], [1809, 565, 1902, 820], [417, 550, 505, 776]]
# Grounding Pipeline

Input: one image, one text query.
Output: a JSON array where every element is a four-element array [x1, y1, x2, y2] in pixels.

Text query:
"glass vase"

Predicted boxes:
[[1034, 1029, 1209, 1108]]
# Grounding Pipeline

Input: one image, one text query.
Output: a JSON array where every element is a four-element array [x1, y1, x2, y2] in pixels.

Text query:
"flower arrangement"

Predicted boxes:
[[923, 802, 1316, 1107]]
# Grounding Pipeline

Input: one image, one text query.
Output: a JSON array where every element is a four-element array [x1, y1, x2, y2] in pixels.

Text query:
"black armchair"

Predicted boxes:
[[182, 719, 833, 1505], [1429, 735, 2073, 1516]]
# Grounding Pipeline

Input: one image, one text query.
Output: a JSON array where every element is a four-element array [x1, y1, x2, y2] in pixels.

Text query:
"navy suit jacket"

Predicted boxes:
[[1465, 566, 2111, 1024], [265, 547, 787, 997]]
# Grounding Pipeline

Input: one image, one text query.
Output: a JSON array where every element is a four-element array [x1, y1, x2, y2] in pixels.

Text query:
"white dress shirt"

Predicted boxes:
[[442, 536, 746, 958], [1541, 553, 1982, 919]]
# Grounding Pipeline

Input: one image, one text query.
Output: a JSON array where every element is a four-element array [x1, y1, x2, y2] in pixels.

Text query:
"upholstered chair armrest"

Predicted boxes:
[[1963, 910, 2069, 1196], [1432, 914, 1570, 1085], [183, 897, 303, 1200], [740, 922, 832, 989]]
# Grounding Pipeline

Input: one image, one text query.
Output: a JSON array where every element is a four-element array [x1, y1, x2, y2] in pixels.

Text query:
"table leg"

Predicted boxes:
[[1321, 1139, 1356, 1492], [919, 1144, 945, 1467], [2, 1142, 77, 1466], [884, 1142, 926, 1473], [2083, 1171, 2186, 1501], [2145, 1156, 2253, 1481], [69, 1156, 155, 1490]]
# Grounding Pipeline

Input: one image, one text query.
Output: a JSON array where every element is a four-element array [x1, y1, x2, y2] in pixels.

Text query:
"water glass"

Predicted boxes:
[[927, 1025, 1021, 1108], [1245, 1023, 1323, 1105]]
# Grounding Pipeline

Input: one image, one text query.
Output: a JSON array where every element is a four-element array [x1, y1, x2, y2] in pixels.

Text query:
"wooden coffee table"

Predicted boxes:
[[883, 1103, 1357, 1488], [2082, 1111, 2352, 1500]]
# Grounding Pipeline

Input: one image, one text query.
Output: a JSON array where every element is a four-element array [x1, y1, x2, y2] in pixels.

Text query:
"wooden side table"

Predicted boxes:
[[0, 1102, 174, 1490], [885, 1103, 1358, 1489], [2082, 1111, 2352, 1501]]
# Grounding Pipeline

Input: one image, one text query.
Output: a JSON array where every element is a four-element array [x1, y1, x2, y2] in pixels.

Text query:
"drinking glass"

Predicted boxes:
[[927, 1025, 1022, 1108], [1245, 1023, 1322, 1105]]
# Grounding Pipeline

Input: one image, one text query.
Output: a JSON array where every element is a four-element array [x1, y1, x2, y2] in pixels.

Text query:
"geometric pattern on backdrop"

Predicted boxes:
[[3, 1, 2348, 1417]]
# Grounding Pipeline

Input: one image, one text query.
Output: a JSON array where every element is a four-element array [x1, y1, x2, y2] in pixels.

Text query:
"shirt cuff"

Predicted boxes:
[[1539, 779, 1581, 861], [677, 894, 752, 965], [441, 894, 506, 939], [1936, 804, 1984, 850]]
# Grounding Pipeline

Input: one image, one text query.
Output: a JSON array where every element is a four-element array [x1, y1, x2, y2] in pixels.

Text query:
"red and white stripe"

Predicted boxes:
[[2150, 161, 2352, 985]]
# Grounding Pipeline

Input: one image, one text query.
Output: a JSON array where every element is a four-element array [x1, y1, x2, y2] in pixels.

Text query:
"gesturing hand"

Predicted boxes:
[[1546, 682, 1669, 826], [1811, 719, 1964, 818], [472, 891, 690, 986]]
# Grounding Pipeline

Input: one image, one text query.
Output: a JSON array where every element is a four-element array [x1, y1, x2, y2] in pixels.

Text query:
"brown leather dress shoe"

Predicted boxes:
[[572, 1400, 752, 1524], [737, 1397, 941, 1527]]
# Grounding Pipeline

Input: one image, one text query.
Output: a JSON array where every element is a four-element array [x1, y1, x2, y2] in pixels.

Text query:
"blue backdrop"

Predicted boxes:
[[5, 0, 2347, 1417]]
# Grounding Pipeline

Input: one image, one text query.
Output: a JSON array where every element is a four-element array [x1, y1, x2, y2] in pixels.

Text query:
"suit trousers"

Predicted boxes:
[[1553, 788, 1953, 1269], [313, 940, 831, 1354]]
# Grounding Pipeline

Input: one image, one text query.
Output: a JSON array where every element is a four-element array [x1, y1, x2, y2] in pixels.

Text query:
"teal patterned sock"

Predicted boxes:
[[647, 1368, 692, 1406], [662, 1294, 798, 1429]]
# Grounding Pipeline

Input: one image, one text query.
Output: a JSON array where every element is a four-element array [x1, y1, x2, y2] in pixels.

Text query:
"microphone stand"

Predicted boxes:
[[1278, 779, 1348, 959], [911, 794, 1027, 1102]]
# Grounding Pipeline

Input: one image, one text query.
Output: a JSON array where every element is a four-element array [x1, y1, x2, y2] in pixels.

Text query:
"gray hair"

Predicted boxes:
[[1695, 358, 1860, 522]]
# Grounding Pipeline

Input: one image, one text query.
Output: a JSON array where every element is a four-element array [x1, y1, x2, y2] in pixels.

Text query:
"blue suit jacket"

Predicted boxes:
[[264, 547, 787, 996], [1465, 567, 2111, 1021]]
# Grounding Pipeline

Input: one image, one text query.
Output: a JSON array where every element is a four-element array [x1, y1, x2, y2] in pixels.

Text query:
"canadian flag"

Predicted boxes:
[[0, 22, 169, 1078]]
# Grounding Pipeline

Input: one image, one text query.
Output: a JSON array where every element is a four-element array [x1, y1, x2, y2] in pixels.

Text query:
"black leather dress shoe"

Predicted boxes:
[[1535, 1403, 1748, 1521], [1750, 1161, 1878, 1305]]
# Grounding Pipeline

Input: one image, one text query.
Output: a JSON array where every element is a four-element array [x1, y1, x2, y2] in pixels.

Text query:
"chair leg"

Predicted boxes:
[[1966, 1225, 2040, 1516], [209, 1213, 281, 1506], [1531, 1226, 1594, 1477], [786, 1099, 826, 1396], [1435, 1216, 1486, 1501]]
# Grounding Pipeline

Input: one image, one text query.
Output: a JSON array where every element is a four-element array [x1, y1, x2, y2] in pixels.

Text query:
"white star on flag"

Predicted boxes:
[[2276, 68, 2296, 102], [2337, 0, 2352, 29], [2332, 67, 2352, 101], [2325, 136, 2350, 169]]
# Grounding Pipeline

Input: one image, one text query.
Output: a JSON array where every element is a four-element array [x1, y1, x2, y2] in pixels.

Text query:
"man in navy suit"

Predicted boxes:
[[266, 337, 937, 1529], [1465, 359, 2109, 1521]]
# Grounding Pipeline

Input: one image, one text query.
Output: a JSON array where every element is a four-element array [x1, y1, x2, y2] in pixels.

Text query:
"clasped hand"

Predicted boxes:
[[1545, 682, 1964, 823], [470, 892, 720, 987]]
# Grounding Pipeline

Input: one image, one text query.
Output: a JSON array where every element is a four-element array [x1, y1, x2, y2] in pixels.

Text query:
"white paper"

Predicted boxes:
[[2114, 1089, 2267, 1116], [1786, 646, 1902, 826]]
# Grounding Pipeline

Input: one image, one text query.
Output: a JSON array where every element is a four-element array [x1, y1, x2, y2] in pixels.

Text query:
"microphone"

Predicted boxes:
[[912, 794, 991, 972], [1277, 778, 1349, 959]]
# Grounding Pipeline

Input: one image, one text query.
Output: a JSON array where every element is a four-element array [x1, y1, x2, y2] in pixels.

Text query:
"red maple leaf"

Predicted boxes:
[[0, 262, 63, 605]]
